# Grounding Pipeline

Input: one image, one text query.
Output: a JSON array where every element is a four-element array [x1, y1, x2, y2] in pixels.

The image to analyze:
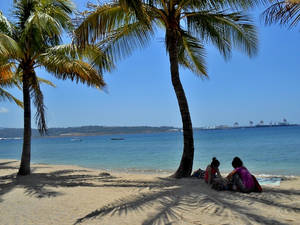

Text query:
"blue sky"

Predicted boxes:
[[0, 0, 299, 128]]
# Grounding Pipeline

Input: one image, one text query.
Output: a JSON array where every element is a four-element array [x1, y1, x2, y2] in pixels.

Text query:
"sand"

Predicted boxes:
[[0, 159, 299, 225]]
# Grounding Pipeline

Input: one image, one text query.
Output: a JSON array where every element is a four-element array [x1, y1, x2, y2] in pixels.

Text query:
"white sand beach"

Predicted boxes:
[[0, 159, 299, 225]]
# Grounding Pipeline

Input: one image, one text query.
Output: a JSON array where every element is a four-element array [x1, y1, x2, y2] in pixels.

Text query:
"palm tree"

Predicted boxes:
[[75, 0, 259, 178], [0, 0, 113, 175], [263, 0, 300, 28]]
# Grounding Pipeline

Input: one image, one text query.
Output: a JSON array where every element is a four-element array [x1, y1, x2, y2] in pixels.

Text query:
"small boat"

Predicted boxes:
[[70, 138, 82, 142], [111, 138, 125, 140]]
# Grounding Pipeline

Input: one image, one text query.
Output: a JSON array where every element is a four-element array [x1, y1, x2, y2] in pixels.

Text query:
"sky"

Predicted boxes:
[[0, 0, 299, 128]]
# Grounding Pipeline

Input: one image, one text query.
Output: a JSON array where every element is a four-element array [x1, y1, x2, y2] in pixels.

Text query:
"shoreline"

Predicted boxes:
[[1, 159, 300, 224], [2, 158, 299, 181]]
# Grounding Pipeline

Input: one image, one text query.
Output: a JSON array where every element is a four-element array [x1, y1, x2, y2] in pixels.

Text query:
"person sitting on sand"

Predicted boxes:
[[205, 157, 222, 184], [227, 157, 256, 193]]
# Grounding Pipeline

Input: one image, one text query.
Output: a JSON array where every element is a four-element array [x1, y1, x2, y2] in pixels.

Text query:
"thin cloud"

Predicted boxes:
[[0, 107, 9, 113]]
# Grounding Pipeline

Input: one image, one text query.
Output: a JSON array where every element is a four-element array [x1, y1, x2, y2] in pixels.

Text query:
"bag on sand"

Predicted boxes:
[[191, 168, 205, 179]]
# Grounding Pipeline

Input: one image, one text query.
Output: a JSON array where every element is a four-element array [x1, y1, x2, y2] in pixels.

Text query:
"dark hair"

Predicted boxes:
[[232, 157, 243, 168], [210, 157, 220, 168]]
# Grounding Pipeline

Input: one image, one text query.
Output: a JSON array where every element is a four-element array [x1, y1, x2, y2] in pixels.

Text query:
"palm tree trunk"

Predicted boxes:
[[18, 68, 32, 176], [168, 30, 194, 178]]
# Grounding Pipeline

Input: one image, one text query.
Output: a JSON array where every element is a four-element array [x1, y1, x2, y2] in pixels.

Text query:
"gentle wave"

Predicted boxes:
[[0, 137, 22, 140], [97, 167, 291, 186]]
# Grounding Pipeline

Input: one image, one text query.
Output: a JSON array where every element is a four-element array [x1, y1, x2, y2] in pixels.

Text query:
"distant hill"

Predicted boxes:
[[0, 126, 180, 138]]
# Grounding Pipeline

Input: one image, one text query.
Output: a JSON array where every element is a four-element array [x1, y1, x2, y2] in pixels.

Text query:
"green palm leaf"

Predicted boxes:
[[102, 20, 154, 61], [0, 11, 13, 36], [30, 71, 47, 135], [0, 33, 22, 58], [0, 87, 23, 108], [178, 31, 207, 76], [38, 44, 109, 87], [185, 11, 257, 58], [263, 0, 300, 28]]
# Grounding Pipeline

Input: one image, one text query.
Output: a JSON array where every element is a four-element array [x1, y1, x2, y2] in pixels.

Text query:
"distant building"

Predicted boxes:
[[214, 125, 229, 129], [278, 118, 289, 126]]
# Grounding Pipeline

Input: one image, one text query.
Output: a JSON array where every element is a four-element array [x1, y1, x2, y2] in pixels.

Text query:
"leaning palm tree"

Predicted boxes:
[[0, 0, 113, 175], [263, 0, 300, 28], [76, 0, 259, 178]]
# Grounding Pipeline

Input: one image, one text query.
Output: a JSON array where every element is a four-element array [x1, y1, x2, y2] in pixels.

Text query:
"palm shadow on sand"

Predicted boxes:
[[0, 160, 111, 200], [74, 177, 300, 225], [1, 160, 299, 225]]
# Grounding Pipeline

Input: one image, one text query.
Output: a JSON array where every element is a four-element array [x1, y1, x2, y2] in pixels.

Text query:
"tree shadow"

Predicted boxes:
[[0, 160, 19, 170], [75, 177, 300, 225], [0, 168, 117, 200], [198, 192, 290, 225], [0, 160, 299, 225], [263, 187, 300, 196]]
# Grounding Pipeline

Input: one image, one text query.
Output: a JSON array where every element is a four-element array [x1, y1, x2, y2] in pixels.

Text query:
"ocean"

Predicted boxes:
[[1, 126, 300, 180]]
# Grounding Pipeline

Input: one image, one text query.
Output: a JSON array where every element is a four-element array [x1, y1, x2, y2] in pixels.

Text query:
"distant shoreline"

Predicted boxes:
[[0, 124, 299, 139], [196, 124, 299, 131]]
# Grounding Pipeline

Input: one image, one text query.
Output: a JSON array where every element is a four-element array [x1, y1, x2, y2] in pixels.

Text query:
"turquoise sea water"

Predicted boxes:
[[0, 126, 300, 177]]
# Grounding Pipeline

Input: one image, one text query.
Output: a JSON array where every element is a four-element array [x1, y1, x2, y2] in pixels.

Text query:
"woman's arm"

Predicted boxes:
[[226, 169, 237, 180]]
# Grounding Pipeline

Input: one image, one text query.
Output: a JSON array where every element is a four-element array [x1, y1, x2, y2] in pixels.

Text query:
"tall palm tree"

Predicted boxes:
[[76, 0, 259, 178], [263, 0, 300, 28], [0, 0, 113, 175]]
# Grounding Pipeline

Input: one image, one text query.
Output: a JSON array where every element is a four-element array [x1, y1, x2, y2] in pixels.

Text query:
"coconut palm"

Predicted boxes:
[[0, 0, 113, 175], [76, 0, 259, 178], [263, 0, 300, 28]]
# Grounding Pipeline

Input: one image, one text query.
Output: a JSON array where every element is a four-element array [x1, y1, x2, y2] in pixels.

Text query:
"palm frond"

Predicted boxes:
[[38, 45, 107, 88], [178, 0, 267, 11], [0, 87, 23, 108], [75, 3, 130, 46], [30, 72, 47, 135], [119, 0, 151, 26], [263, 0, 300, 28], [21, 11, 63, 50], [102, 20, 154, 61], [0, 11, 14, 36], [185, 10, 258, 59], [40, 43, 113, 76], [0, 61, 15, 81], [0, 33, 22, 59], [38, 0, 75, 30], [178, 31, 207, 76], [37, 77, 56, 87]]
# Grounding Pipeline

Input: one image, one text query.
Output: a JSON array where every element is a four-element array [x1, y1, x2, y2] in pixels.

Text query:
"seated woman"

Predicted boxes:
[[205, 157, 222, 184], [227, 157, 255, 193]]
